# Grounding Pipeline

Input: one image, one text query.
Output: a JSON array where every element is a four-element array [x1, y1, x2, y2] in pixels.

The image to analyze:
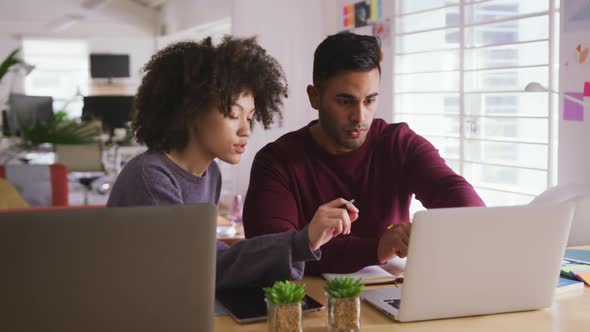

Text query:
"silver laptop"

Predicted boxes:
[[363, 203, 575, 322], [0, 204, 217, 332]]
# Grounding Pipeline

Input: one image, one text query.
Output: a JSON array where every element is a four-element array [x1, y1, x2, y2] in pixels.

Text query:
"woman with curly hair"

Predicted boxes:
[[107, 36, 358, 289]]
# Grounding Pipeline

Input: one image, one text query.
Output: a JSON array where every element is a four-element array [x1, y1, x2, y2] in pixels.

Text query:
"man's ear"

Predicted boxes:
[[307, 84, 320, 110]]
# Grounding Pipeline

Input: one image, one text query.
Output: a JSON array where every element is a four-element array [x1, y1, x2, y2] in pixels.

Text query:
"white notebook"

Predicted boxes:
[[322, 257, 406, 285]]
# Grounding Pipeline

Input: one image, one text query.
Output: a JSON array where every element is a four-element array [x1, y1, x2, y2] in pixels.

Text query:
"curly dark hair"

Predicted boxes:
[[133, 36, 288, 151]]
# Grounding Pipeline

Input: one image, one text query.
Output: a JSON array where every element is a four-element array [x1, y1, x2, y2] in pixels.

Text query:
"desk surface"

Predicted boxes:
[[215, 248, 590, 332]]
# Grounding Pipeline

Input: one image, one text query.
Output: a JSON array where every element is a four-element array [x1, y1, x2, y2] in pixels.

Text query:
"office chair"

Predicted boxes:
[[0, 164, 68, 207], [54, 143, 108, 205]]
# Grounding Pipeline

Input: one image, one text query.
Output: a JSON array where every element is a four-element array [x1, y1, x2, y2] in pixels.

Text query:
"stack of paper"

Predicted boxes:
[[573, 272, 590, 286]]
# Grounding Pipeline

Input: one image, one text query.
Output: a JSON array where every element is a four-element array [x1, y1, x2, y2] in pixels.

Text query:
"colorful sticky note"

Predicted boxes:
[[371, 0, 380, 21], [343, 5, 352, 15], [562, 264, 590, 274], [343, 4, 354, 28], [343, 15, 354, 28], [564, 92, 584, 122], [584, 81, 590, 97], [572, 271, 590, 286]]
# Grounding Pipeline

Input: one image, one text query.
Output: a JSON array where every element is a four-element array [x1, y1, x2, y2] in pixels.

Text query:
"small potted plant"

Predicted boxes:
[[325, 277, 364, 332], [263, 280, 305, 332]]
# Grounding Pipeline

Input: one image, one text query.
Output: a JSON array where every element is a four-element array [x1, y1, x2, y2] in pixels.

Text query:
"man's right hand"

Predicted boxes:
[[377, 223, 412, 263]]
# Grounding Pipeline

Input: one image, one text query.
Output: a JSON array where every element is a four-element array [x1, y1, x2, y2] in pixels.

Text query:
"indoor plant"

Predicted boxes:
[[325, 277, 364, 332], [0, 48, 23, 116], [0, 48, 22, 82], [263, 280, 305, 332], [20, 110, 99, 146]]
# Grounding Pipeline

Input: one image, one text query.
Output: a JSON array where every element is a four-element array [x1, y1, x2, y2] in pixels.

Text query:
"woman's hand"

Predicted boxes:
[[307, 198, 359, 251]]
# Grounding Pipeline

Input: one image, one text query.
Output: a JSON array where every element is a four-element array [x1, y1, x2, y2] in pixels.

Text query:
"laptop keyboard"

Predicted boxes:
[[384, 298, 401, 309]]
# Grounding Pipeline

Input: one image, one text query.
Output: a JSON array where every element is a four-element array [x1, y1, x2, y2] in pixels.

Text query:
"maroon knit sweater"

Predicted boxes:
[[243, 119, 485, 274]]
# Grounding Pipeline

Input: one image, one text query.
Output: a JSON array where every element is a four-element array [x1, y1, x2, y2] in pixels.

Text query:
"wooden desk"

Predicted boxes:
[[215, 248, 590, 332], [215, 277, 589, 332]]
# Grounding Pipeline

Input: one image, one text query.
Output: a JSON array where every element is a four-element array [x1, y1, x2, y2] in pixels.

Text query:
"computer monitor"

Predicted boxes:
[[6, 94, 54, 136], [82, 95, 134, 134], [90, 54, 130, 79]]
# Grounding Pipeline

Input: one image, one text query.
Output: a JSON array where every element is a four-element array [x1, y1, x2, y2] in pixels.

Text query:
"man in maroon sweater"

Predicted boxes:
[[243, 32, 485, 275]]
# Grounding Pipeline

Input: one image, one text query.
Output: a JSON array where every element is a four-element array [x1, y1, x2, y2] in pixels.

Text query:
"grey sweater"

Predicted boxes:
[[107, 150, 320, 289]]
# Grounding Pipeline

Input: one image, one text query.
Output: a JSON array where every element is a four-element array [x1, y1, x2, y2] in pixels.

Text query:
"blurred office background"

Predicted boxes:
[[0, 0, 587, 213]]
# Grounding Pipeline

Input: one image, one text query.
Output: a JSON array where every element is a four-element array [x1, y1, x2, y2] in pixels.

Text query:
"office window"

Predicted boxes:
[[23, 39, 90, 119], [393, 0, 559, 207]]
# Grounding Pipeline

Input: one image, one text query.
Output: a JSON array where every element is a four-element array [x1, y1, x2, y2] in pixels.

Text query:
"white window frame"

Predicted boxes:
[[392, 0, 559, 206]]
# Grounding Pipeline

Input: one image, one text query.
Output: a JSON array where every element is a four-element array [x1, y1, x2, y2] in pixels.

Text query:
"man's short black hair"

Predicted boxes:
[[133, 36, 288, 152], [312, 32, 382, 85]]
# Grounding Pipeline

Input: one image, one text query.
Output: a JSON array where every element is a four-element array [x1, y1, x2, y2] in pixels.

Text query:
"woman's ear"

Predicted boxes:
[[307, 84, 320, 110]]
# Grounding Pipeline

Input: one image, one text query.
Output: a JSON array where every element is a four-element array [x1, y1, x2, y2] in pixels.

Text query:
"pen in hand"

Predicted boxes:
[[334, 199, 357, 237], [340, 199, 355, 209]]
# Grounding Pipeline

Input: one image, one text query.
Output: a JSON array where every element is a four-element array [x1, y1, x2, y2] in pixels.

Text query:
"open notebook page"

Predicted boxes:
[[322, 257, 407, 285]]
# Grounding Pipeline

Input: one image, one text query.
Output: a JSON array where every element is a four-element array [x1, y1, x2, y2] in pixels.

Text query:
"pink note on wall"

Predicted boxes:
[[584, 81, 590, 97], [343, 5, 353, 15], [563, 92, 584, 122]]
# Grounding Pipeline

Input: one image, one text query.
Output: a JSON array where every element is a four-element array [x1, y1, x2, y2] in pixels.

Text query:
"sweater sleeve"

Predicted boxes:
[[401, 125, 486, 208], [215, 226, 320, 289]]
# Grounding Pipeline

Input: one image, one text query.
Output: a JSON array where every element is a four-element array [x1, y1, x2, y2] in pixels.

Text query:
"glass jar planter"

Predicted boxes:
[[328, 295, 361, 332], [266, 300, 303, 332]]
